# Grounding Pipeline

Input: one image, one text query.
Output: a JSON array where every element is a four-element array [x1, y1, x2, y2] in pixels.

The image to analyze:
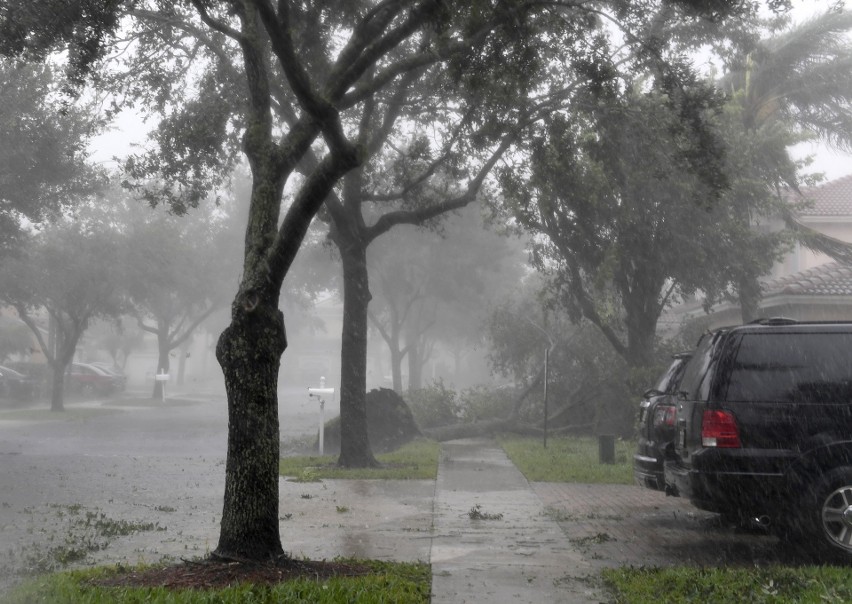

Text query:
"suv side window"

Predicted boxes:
[[723, 332, 852, 403], [679, 333, 720, 401], [654, 357, 689, 394]]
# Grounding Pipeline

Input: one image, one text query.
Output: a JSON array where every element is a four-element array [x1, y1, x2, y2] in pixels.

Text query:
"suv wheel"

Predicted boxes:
[[800, 467, 852, 559]]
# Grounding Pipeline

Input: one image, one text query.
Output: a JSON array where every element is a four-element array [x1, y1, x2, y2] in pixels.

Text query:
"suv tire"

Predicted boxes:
[[799, 466, 852, 560]]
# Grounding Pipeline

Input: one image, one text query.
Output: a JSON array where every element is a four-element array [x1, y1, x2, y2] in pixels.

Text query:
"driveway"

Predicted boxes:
[[533, 482, 818, 571]]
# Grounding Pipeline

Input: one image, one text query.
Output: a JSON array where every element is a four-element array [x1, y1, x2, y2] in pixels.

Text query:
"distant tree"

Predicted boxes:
[[0, 59, 103, 254], [0, 221, 124, 411], [88, 317, 145, 370], [122, 198, 237, 399], [0, 316, 33, 363], [484, 277, 632, 435], [368, 205, 526, 392], [506, 82, 734, 370]]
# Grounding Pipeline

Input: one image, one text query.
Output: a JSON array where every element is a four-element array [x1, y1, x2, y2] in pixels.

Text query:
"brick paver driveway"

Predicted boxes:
[[534, 482, 820, 570]]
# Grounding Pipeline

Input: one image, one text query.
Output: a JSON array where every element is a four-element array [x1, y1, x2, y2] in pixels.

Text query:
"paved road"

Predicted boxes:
[[0, 390, 433, 596]]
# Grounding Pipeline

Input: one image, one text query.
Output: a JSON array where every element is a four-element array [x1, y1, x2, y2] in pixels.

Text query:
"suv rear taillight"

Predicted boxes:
[[701, 409, 741, 448], [653, 404, 676, 429]]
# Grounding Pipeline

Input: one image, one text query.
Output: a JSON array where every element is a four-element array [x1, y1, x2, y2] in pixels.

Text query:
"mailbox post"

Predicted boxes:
[[155, 369, 169, 403], [308, 377, 335, 455]]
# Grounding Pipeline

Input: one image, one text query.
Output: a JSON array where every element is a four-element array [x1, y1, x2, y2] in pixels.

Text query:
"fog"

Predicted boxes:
[[3, 0, 852, 599]]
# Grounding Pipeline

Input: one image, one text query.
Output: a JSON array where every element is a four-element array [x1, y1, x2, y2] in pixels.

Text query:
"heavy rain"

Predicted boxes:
[[1, 1, 852, 602]]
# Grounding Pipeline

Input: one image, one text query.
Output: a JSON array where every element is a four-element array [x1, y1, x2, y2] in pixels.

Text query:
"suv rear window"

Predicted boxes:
[[724, 332, 852, 403]]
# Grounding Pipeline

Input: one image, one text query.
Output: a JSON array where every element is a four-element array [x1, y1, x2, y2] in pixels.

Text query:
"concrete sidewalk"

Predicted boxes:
[[430, 439, 606, 603]]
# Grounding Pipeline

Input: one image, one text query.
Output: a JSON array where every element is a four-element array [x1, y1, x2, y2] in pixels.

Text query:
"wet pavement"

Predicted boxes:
[[431, 440, 600, 603], [0, 389, 813, 602]]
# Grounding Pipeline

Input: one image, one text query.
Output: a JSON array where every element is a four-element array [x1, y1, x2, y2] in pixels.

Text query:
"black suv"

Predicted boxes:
[[664, 319, 852, 559], [633, 352, 691, 491]]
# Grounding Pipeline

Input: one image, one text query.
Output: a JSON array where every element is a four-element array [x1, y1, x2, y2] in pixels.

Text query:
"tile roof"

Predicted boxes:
[[796, 174, 852, 216], [763, 261, 852, 297]]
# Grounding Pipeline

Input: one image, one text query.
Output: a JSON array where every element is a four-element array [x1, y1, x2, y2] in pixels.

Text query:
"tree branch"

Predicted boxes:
[[253, 0, 352, 158], [13, 304, 54, 367], [365, 130, 517, 242], [267, 151, 361, 295], [187, 0, 244, 42], [169, 303, 221, 350], [367, 308, 394, 347]]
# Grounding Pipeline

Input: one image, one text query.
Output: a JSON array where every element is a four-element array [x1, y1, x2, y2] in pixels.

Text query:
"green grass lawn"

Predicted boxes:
[[498, 434, 633, 483], [602, 565, 852, 603], [3, 560, 431, 604], [279, 438, 440, 480]]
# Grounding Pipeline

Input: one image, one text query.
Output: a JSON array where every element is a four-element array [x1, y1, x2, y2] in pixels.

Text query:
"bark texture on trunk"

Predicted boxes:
[[50, 365, 65, 412], [407, 339, 422, 391], [738, 275, 761, 324], [390, 344, 404, 393], [338, 244, 378, 468], [214, 302, 286, 561]]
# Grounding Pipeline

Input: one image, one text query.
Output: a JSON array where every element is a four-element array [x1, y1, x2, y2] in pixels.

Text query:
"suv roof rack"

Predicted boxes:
[[748, 317, 798, 326]]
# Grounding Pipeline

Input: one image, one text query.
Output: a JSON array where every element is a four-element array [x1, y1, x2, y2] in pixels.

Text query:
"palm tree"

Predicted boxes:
[[720, 9, 852, 322]]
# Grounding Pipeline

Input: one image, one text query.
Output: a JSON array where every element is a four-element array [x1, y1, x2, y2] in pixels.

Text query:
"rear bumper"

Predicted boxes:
[[633, 453, 664, 490], [664, 461, 785, 515], [633, 438, 669, 491]]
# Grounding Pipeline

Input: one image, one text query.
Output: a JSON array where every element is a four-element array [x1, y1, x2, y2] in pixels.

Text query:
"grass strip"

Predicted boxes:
[[602, 565, 852, 603], [3, 559, 430, 604], [279, 438, 440, 480], [498, 435, 633, 483]]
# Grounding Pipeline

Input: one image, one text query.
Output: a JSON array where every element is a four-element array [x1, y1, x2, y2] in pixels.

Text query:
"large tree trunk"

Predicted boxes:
[[213, 302, 286, 560], [390, 342, 404, 393], [407, 339, 423, 391], [49, 326, 80, 412], [49, 326, 66, 412], [625, 318, 656, 370], [338, 241, 378, 468], [738, 275, 761, 324], [50, 362, 65, 412], [177, 340, 190, 386]]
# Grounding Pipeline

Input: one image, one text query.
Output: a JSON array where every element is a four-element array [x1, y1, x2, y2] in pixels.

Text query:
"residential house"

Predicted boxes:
[[672, 174, 852, 332]]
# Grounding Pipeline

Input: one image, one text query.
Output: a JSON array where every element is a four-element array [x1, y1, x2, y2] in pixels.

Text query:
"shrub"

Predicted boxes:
[[458, 385, 516, 423], [405, 380, 460, 429]]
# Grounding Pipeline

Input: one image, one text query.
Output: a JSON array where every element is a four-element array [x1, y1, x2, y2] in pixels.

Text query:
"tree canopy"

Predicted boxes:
[[0, 59, 103, 255], [0, 218, 124, 411]]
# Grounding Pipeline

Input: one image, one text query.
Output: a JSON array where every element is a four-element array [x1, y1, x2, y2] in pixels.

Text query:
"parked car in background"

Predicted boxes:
[[664, 318, 852, 560], [0, 365, 38, 403], [89, 362, 128, 384], [66, 362, 126, 397], [633, 352, 691, 490]]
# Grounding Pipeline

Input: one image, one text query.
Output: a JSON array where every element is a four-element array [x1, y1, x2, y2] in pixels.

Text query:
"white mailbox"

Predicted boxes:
[[308, 377, 335, 455], [155, 370, 169, 403]]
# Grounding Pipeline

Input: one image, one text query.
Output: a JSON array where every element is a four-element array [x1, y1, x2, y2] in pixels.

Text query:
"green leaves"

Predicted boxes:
[[0, 0, 124, 88]]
